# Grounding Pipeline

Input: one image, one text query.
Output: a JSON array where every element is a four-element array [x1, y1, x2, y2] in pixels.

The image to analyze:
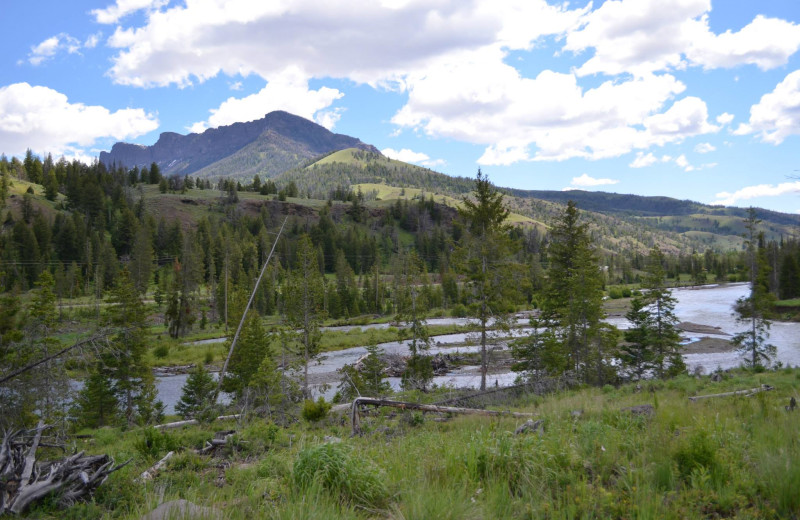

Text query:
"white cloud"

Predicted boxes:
[[229, 81, 243, 91], [675, 154, 694, 171], [713, 181, 800, 206], [694, 142, 715, 153], [382, 147, 444, 168], [96, 0, 797, 165], [188, 68, 343, 133], [716, 112, 734, 125], [734, 70, 800, 144], [84, 32, 103, 49], [564, 0, 800, 77], [92, 0, 169, 24], [0, 82, 158, 157], [570, 173, 619, 187], [28, 33, 81, 66], [629, 152, 658, 168]]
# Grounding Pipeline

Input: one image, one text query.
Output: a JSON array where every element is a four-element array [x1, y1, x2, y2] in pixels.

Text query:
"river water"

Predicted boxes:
[[155, 283, 800, 408]]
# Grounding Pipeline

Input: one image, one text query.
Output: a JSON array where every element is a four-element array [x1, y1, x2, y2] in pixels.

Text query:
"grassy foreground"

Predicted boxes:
[[29, 368, 800, 519]]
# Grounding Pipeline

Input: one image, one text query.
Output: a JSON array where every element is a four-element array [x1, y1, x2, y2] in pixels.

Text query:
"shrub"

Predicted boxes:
[[673, 430, 717, 480], [450, 304, 468, 317], [153, 344, 170, 359], [134, 427, 179, 460], [608, 288, 623, 299], [621, 287, 632, 298], [293, 443, 389, 509], [302, 397, 331, 422]]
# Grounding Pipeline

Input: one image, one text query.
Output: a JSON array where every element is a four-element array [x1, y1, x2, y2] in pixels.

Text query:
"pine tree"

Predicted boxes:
[[455, 170, 519, 390], [284, 235, 325, 398], [104, 268, 161, 425], [642, 246, 684, 378], [176, 364, 216, 419], [73, 363, 119, 428], [221, 310, 270, 395], [394, 250, 433, 391], [733, 209, 776, 369], [541, 201, 611, 383]]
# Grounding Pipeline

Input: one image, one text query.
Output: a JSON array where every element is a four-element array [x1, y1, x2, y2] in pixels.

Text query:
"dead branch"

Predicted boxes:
[[0, 426, 129, 514], [0, 330, 117, 386], [154, 414, 240, 431], [688, 384, 774, 402], [137, 451, 174, 482], [350, 397, 536, 434]]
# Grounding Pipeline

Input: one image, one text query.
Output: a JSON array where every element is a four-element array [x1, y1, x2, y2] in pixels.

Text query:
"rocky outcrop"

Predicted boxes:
[[100, 110, 378, 178]]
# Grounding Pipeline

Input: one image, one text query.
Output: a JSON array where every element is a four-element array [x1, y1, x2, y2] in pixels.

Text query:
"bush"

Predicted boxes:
[[302, 397, 331, 422], [134, 427, 179, 460], [153, 344, 170, 359], [673, 430, 717, 480], [621, 287, 632, 298], [293, 443, 389, 509], [608, 288, 623, 299], [450, 303, 468, 317]]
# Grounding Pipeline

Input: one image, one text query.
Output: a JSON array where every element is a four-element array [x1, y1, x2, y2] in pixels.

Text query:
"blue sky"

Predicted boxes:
[[2, 0, 800, 212]]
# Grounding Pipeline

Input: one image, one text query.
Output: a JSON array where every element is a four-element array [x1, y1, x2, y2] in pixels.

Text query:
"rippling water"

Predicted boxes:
[[155, 283, 800, 406]]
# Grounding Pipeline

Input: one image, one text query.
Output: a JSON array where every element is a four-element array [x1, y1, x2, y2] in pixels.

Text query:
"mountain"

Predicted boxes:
[[99, 111, 379, 178]]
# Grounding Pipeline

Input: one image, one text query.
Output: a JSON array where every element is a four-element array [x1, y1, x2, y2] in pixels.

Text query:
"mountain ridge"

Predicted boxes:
[[99, 111, 378, 177]]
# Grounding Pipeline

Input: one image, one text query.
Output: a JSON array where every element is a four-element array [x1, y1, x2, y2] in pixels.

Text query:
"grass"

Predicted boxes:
[[34, 367, 800, 519]]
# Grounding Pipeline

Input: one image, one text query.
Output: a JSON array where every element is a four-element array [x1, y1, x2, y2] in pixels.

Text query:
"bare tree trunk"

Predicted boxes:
[[350, 397, 535, 434]]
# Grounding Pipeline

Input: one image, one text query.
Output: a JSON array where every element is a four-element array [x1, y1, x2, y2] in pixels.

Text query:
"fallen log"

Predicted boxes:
[[154, 414, 240, 430], [688, 384, 774, 402], [350, 397, 536, 434], [1, 426, 129, 514], [137, 451, 174, 482]]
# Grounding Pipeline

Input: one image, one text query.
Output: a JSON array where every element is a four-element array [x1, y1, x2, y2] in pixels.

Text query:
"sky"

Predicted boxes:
[[1, 0, 800, 213]]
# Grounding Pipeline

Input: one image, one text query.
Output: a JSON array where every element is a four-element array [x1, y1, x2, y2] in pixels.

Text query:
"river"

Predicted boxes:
[[154, 283, 800, 409]]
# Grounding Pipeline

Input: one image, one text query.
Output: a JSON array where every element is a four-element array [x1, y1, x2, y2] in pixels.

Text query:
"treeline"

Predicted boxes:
[[2, 150, 800, 434]]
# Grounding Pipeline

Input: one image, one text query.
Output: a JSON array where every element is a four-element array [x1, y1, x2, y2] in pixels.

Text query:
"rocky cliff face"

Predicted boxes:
[[99, 111, 378, 177]]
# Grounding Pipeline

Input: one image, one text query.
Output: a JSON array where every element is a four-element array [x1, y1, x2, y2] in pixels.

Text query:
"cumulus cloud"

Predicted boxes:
[[382, 147, 445, 168], [716, 112, 734, 125], [629, 152, 658, 168], [570, 173, 620, 187], [565, 0, 800, 77], [188, 69, 343, 133], [84, 32, 103, 49], [0, 82, 158, 157], [95, 0, 800, 165], [713, 181, 800, 206], [28, 33, 82, 65], [694, 142, 715, 153], [734, 70, 800, 144], [92, 0, 169, 24]]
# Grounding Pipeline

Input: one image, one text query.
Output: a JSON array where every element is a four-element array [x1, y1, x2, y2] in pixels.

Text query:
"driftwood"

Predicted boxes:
[[350, 397, 536, 434], [197, 430, 238, 455], [688, 384, 774, 402], [137, 451, 174, 482], [154, 414, 241, 430], [0, 424, 129, 514]]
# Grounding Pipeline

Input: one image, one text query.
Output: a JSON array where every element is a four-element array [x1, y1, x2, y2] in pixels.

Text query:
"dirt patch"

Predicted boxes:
[[682, 337, 735, 354], [678, 322, 729, 335]]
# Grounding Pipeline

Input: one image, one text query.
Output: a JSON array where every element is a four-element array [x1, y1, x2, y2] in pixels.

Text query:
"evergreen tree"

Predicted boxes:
[[176, 364, 216, 419], [104, 268, 161, 425], [394, 250, 433, 391], [455, 170, 519, 390], [130, 225, 154, 295], [221, 309, 270, 395], [733, 209, 776, 368], [642, 246, 684, 378], [284, 235, 325, 398], [73, 363, 119, 428], [541, 201, 611, 383]]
